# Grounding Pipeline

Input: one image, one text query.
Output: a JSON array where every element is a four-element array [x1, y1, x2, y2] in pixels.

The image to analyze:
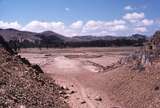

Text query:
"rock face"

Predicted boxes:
[[152, 31, 160, 45], [0, 38, 69, 107], [119, 31, 160, 71]]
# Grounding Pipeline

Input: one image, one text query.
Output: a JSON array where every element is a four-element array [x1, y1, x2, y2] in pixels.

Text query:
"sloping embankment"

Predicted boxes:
[[0, 47, 69, 108]]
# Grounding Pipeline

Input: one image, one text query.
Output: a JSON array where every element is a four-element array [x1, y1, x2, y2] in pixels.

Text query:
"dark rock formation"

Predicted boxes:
[[0, 35, 15, 55]]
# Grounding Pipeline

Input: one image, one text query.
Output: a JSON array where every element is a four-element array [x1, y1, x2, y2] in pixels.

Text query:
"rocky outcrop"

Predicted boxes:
[[152, 31, 160, 45], [0, 37, 69, 108], [119, 31, 160, 71]]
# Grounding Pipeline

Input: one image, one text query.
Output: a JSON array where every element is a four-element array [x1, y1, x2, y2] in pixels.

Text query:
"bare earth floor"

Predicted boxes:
[[19, 47, 136, 108]]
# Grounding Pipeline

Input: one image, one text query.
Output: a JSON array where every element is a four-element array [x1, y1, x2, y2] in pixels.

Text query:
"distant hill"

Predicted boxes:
[[0, 28, 148, 48], [40, 31, 71, 41], [72, 34, 147, 42], [0, 28, 38, 42], [72, 35, 118, 41]]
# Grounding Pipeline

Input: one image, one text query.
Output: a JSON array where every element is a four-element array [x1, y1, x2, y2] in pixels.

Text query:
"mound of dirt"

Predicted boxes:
[[0, 48, 69, 108]]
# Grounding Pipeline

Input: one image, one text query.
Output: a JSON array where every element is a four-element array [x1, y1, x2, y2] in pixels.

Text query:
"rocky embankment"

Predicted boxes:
[[0, 47, 69, 107], [104, 31, 160, 108]]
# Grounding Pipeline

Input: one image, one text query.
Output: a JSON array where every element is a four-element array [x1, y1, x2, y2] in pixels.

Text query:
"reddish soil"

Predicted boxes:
[[20, 47, 134, 108]]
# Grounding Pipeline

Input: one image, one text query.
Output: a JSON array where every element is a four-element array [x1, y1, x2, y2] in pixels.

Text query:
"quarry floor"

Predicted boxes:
[[19, 47, 136, 108]]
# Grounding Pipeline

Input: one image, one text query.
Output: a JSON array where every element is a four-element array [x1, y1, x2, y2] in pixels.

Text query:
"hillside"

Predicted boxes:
[[0, 28, 39, 42], [104, 31, 160, 108], [0, 28, 147, 48], [72, 34, 147, 42], [100, 61, 160, 108], [0, 37, 69, 108]]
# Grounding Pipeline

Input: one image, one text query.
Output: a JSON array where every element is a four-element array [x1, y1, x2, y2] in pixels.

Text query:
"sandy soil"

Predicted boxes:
[[19, 47, 135, 108]]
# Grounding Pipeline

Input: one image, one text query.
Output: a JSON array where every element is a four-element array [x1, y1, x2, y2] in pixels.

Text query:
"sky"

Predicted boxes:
[[0, 0, 160, 36]]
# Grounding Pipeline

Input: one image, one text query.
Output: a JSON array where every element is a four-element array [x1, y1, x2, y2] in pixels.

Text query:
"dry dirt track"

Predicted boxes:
[[20, 47, 136, 108]]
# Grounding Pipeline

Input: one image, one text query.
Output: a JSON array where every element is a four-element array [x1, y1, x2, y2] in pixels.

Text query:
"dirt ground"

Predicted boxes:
[[19, 47, 137, 108]]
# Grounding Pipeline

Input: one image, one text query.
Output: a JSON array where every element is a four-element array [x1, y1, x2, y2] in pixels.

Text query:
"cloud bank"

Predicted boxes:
[[0, 12, 155, 36]]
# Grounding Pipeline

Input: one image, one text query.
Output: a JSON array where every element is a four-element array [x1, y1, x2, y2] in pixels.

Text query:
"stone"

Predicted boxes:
[[80, 100, 86, 104], [95, 96, 102, 101], [155, 86, 159, 91], [69, 90, 75, 94], [59, 91, 67, 95]]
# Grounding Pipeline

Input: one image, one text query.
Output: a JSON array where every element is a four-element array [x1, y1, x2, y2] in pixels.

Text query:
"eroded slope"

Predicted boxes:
[[0, 48, 69, 108]]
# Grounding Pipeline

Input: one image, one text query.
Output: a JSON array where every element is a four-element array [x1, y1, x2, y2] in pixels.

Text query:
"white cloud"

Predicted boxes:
[[81, 20, 127, 36], [129, 19, 154, 27], [141, 19, 154, 26], [65, 8, 70, 11], [83, 20, 102, 30], [122, 12, 153, 28], [124, 5, 147, 11], [123, 12, 145, 22], [70, 21, 83, 29], [22, 20, 65, 33], [0, 11, 155, 37], [124, 5, 133, 11], [105, 20, 126, 26], [109, 25, 127, 31], [0, 21, 21, 29], [83, 20, 126, 31], [134, 27, 147, 33]]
